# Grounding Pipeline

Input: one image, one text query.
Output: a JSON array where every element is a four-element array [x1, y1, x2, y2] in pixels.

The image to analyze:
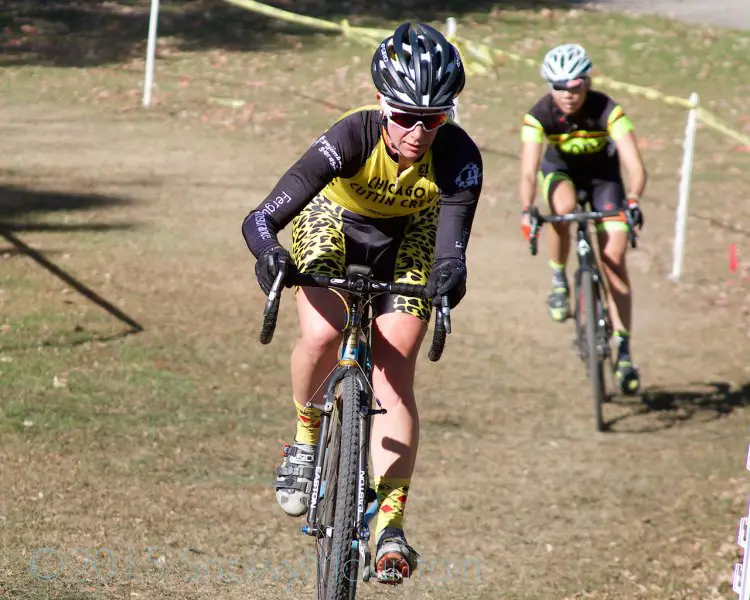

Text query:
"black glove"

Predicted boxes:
[[426, 258, 467, 309], [626, 198, 644, 231], [255, 245, 294, 295]]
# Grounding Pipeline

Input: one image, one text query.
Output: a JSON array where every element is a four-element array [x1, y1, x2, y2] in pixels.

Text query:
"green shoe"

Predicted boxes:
[[615, 359, 640, 396], [547, 287, 571, 322]]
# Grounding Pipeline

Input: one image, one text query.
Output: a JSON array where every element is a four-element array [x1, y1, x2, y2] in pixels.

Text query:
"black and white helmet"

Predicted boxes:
[[540, 44, 593, 82], [371, 22, 465, 110]]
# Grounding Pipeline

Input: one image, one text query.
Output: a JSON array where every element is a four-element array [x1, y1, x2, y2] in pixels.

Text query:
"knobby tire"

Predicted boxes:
[[324, 373, 361, 600], [582, 270, 606, 431]]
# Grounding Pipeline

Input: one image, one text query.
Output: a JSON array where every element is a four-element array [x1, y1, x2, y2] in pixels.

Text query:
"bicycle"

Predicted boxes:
[[527, 190, 637, 432], [258, 263, 452, 599]]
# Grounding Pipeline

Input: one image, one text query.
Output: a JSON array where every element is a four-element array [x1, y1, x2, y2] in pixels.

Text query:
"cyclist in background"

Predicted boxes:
[[242, 22, 483, 583], [518, 43, 647, 395]]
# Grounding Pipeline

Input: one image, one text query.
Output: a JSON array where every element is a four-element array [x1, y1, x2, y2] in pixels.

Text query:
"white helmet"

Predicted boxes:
[[540, 44, 592, 82]]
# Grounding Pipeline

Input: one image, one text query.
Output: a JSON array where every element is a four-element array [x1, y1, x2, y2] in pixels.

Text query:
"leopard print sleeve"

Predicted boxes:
[[430, 123, 484, 263], [242, 110, 378, 258]]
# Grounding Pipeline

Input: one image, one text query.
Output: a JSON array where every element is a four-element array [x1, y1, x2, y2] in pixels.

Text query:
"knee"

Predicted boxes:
[[298, 320, 340, 359], [549, 187, 576, 216]]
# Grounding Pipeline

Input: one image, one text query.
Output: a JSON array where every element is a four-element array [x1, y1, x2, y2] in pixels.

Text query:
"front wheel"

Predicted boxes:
[[580, 270, 606, 431], [323, 373, 362, 600]]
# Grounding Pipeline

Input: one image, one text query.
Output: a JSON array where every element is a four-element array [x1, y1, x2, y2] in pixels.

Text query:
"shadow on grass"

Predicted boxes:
[[0, 0, 591, 68], [0, 184, 144, 345], [605, 381, 750, 433], [0, 328, 139, 352], [0, 184, 133, 219]]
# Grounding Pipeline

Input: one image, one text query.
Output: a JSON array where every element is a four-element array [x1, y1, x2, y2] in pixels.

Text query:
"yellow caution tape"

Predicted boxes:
[[456, 35, 747, 147], [221, 0, 750, 147], [222, 0, 389, 42], [696, 108, 750, 147]]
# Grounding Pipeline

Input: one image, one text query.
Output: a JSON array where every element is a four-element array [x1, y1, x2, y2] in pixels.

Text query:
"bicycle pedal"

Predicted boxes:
[[368, 408, 387, 416], [375, 565, 408, 585]]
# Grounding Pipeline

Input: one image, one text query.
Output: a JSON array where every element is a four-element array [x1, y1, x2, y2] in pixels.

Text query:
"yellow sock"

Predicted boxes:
[[549, 259, 565, 272], [294, 400, 321, 446], [373, 476, 410, 541]]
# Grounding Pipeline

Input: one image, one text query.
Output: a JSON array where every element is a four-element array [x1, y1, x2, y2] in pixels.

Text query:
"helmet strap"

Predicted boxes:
[[381, 121, 400, 158]]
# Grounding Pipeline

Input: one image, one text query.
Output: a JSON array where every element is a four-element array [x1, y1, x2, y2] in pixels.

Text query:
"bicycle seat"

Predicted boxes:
[[346, 264, 373, 278]]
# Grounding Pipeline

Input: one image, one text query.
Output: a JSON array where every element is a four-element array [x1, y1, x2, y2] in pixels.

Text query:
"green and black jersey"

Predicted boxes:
[[521, 91, 634, 179]]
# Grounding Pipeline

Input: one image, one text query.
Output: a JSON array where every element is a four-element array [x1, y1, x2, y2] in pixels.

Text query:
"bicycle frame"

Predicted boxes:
[[571, 214, 611, 361], [528, 197, 637, 362], [305, 277, 378, 544], [258, 264, 449, 589]]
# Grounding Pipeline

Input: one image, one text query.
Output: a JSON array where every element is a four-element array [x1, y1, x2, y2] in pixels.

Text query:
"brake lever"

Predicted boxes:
[[529, 214, 541, 256], [264, 261, 287, 314], [440, 295, 452, 335], [625, 211, 639, 249]]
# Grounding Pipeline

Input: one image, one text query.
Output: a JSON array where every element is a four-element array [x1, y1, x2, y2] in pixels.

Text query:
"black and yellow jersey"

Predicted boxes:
[[521, 91, 634, 175], [242, 105, 483, 262]]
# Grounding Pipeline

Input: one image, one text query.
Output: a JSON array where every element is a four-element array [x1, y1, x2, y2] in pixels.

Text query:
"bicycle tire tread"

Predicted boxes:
[[582, 270, 606, 431], [325, 373, 361, 600]]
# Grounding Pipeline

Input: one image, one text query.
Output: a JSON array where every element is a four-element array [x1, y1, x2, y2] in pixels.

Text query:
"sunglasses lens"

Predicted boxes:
[[390, 113, 420, 130], [389, 111, 448, 131], [552, 79, 587, 92], [422, 113, 449, 129]]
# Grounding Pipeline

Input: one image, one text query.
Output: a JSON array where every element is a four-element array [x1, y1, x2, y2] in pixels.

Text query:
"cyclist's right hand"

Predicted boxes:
[[521, 206, 539, 240], [255, 245, 294, 295]]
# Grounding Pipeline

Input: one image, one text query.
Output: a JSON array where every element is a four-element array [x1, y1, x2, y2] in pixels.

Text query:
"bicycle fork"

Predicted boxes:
[[573, 245, 612, 362]]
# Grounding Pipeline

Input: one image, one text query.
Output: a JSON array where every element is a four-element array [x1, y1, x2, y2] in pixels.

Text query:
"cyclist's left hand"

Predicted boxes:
[[626, 201, 644, 231], [427, 258, 467, 309]]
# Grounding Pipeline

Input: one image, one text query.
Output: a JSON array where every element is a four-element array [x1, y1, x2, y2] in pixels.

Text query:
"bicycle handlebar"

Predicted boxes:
[[258, 269, 451, 362], [528, 206, 638, 256]]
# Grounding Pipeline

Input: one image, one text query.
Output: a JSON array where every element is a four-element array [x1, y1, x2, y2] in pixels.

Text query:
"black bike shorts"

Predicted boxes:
[[539, 160, 628, 233], [290, 194, 438, 323]]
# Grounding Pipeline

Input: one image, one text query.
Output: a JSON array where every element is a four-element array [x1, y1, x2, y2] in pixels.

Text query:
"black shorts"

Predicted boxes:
[[539, 159, 629, 232], [290, 194, 438, 323]]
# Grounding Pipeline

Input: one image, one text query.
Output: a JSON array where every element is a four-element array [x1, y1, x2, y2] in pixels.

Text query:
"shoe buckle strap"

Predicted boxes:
[[284, 445, 315, 463], [276, 463, 314, 479], [275, 476, 312, 493]]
